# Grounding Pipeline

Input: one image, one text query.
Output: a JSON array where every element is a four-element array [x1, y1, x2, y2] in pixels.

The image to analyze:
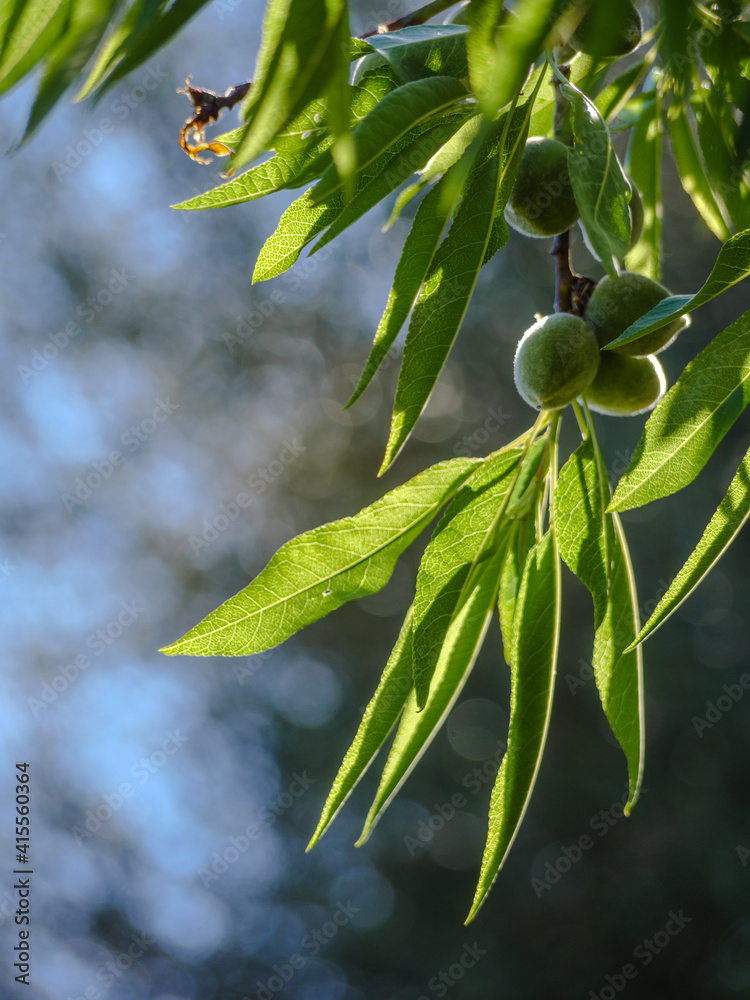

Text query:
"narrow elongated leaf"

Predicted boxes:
[[555, 437, 609, 621], [347, 172, 461, 407], [76, 0, 159, 100], [604, 229, 750, 352], [253, 190, 344, 282], [412, 449, 522, 707], [24, 0, 117, 138], [610, 308, 750, 511], [357, 542, 508, 844], [231, 0, 349, 175], [469, 0, 559, 117], [381, 99, 532, 471], [631, 445, 750, 648], [625, 90, 662, 281], [668, 100, 732, 243], [310, 116, 467, 253], [498, 517, 535, 665], [694, 86, 750, 233], [363, 24, 469, 82], [594, 60, 648, 124], [563, 79, 631, 276], [310, 75, 468, 204], [467, 528, 560, 923], [83, 0, 213, 98], [0, 0, 67, 95], [592, 514, 644, 814], [307, 606, 414, 849], [161, 458, 480, 657]]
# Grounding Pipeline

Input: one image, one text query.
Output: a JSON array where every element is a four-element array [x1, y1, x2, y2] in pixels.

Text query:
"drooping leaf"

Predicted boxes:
[[554, 436, 644, 812], [555, 437, 610, 621], [467, 528, 560, 923], [347, 172, 462, 407], [76, 0, 159, 100], [604, 229, 750, 353], [24, 0, 118, 139], [631, 445, 750, 648], [498, 517, 535, 666], [610, 308, 750, 511], [694, 85, 750, 233], [81, 0, 214, 98], [230, 0, 350, 175], [591, 514, 645, 815], [668, 99, 732, 243], [562, 77, 631, 276], [357, 541, 508, 845], [161, 457, 480, 657], [594, 59, 649, 124], [625, 89, 662, 280], [362, 23, 469, 82], [381, 97, 534, 471], [0, 0, 68, 96], [412, 449, 522, 708], [253, 189, 344, 282], [307, 606, 414, 849], [310, 75, 468, 204]]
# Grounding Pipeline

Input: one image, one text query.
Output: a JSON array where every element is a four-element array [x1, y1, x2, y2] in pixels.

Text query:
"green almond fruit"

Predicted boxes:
[[585, 352, 666, 416], [505, 137, 580, 239], [584, 271, 689, 357], [514, 313, 600, 410], [569, 1, 643, 58]]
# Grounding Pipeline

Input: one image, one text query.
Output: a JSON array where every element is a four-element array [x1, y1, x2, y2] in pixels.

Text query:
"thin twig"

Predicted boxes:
[[360, 0, 462, 37]]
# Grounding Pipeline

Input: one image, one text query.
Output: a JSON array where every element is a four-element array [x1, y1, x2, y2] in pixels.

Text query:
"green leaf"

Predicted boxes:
[[307, 606, 414, 849], [467, 528, 560, 923], [631, 445, 750, 648], [24, 0, 117, 139], [594, 60, 648, 124], [231, 0, 349, 175], [310, 75, 468, 205], [498, 518, 535, 666], [694, 85, 750, 233], [625, 89, 662, 281], [75, 0, 159, 100], [381, 99, 532, 471], [412, 449, 522, 708], [363, 24, 469, 82], [554, 435, 644, 812], [310, 115, 468, 253], [83, 0, 213, 98], [0, 0, 68, 96], [347, 171, 462, 407], [604, 229, 750, 353], [562, 78, 631, 277], [592, 514, 645, 814], [357, 541, 508, 845], [668, 99, 732, 243], [468, 0, 560, 118], [253, 189, 344, 283], [161, 457, 480, 657], [610, 307, 750, 511], [555, 437, 610, 621]]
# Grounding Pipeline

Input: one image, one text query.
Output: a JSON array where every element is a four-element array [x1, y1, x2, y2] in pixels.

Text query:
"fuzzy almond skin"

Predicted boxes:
[[570, 1, 642, 57], [505, 137, 580, 239], [514, 313, 600, 410], [584, 271, 689, 357], [585, 352, 666, 416]]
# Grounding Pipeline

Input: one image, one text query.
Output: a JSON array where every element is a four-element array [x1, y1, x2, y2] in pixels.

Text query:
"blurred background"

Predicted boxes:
[[1, 1, 750, 997]]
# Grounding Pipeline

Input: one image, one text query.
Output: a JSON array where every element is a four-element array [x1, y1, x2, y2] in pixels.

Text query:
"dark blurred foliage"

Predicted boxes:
[[1, 1, 750, 999]]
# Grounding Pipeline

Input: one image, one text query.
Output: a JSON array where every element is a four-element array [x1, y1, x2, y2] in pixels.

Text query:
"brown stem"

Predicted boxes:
[[551, 232, 575, 313], [360, 0, 461, 37]]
